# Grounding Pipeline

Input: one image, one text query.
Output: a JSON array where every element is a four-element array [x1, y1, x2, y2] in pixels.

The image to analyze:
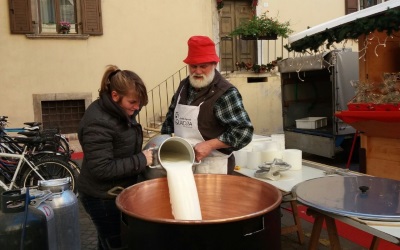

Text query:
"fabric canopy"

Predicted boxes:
[[288, 1, 400, 44]]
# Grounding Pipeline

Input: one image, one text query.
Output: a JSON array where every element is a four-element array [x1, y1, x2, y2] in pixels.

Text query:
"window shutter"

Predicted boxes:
[[81, 0, 103, 35], [8, 0, 33, 34], [345, 0, 358, 14]]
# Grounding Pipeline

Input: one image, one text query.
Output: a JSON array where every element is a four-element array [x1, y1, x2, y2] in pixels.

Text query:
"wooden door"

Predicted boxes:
[[219, 1, 256, 72]]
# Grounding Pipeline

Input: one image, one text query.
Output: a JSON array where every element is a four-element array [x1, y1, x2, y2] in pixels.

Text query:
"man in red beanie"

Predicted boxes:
[[161, 35, 253, 174]]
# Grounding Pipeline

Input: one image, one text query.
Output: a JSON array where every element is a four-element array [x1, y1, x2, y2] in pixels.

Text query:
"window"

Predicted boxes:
[[41, 99, 86, 134], [33, 92, 92, 134], [9, 0, 102, 35], [39, 0, 76, 33], [346, 0, 389, 14], [359, 0, 388, 10]]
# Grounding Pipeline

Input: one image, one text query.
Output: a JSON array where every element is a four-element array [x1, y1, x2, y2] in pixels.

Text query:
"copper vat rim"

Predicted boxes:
[[116, 174, 282, 225]]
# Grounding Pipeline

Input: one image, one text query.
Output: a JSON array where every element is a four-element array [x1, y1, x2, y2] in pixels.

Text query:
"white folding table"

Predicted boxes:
[[235, 160, 400, 249]]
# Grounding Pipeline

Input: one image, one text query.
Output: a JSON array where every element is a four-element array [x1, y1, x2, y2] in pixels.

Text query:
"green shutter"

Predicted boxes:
[[81, 0, 103, 35], [9, 0, 33, 34]]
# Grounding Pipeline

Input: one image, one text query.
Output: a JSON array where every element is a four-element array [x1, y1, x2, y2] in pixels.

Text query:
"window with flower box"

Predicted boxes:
[[8, 0, 102, 36]]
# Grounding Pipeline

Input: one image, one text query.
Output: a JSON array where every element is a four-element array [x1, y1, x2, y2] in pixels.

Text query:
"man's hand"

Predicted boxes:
[[193, 141, 213, 162], [193, 139, 230, 162]]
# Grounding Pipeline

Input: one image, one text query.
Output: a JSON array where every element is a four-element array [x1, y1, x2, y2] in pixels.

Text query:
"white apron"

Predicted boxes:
[[174, 89, 230, 174]]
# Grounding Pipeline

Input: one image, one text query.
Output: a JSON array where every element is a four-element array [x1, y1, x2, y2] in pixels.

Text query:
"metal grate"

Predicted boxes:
[[41, 100, 85, 134]]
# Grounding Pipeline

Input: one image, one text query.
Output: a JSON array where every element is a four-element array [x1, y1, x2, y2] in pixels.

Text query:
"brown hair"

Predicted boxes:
[[99, 65, 148, 107]]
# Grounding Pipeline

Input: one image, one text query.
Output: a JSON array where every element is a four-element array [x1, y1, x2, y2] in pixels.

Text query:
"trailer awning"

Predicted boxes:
[[288, 1, 400, 52]]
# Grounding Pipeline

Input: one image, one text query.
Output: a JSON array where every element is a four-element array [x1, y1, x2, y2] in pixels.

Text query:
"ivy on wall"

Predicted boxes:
[[285, 8, 400, 53]]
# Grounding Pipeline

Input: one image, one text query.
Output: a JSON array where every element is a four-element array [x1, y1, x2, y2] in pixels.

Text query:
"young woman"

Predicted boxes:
[[78, 65, 153, 249]]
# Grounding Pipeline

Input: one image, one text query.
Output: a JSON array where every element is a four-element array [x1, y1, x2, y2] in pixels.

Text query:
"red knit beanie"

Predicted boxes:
[[183, 36, 220, 64]]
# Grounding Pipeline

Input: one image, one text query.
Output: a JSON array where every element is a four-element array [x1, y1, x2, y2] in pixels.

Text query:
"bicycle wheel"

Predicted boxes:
[[68, 159, 81, 173], [57, 134, 73, 155], [21, 157, 79, 194]]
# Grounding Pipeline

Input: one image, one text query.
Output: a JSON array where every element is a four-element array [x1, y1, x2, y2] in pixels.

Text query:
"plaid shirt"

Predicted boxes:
[[161, 83, 253, 150]]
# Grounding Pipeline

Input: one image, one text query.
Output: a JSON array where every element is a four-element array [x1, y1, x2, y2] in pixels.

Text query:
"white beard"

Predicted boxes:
[[189, 69, 215, 89]]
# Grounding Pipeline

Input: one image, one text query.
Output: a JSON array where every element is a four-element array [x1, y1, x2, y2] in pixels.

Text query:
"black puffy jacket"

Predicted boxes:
[[77, 93, 147, 199]]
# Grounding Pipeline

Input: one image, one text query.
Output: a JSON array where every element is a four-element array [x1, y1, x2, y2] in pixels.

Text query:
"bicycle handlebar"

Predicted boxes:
[[0, 116, 9, 121]]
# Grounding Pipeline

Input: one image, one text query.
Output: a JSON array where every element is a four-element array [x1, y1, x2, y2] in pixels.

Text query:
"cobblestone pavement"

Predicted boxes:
[[79, 200, 98, 250]]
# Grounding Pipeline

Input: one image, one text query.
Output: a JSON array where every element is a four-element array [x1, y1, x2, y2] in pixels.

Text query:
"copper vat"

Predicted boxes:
[[116, 174, 282, 250]]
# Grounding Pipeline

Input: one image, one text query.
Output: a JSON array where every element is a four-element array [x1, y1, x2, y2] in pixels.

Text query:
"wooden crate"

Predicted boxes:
[[361, 134, 400, 180]]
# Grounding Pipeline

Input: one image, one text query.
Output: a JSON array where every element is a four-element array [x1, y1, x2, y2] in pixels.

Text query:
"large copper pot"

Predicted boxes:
[[116, 174, 282, 250]]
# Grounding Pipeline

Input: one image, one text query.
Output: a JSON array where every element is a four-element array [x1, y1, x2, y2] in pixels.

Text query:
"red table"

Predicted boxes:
[[336, 111, 400, 138]]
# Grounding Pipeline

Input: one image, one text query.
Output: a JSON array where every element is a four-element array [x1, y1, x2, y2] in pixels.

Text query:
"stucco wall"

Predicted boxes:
[[0, 0, 353, 133], [0, 0, 215, 127], [228, 72, 284, 135]]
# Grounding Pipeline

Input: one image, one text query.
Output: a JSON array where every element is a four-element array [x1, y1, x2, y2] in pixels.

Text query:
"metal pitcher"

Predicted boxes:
[[142, 135, 197, 180]]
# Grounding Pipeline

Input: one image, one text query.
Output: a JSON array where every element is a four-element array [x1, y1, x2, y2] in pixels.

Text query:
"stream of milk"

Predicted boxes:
[[161, 152, 202, 220]]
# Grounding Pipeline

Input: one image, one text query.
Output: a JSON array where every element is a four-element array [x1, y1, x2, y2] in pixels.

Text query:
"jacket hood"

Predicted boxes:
[[98, 93, 138, 126]]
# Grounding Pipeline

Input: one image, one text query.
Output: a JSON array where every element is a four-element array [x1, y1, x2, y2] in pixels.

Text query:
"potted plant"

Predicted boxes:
[[252, 63, 274, 73], [59, 21, 71, 34], [230, 12, 293, 40], [216, 0, 224, 11], [251, 58, 281, 73]]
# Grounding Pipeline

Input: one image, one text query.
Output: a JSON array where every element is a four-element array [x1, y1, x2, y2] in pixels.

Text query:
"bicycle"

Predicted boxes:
[[0, 115, 80, 174], [0, 116, 72, 157], [0, 131, 79, 193]]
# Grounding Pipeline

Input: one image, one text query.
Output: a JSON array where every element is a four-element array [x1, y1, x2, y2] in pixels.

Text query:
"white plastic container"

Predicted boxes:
[[247, 151, 262, 170], [233, 150, 248, 168], [295, 117, 327, 129], [283, 149, 302, 170], [271, 134, 285, 151], [261, 150, 283, 162]]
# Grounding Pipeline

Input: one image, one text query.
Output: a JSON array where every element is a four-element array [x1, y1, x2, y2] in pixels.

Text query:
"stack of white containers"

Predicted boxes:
[[271, 133, 303, 171], [271, 134, 285, 152], [234, 134, 303, 171], [282, 149, 302, 170], [234, 134, 286, 170]]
